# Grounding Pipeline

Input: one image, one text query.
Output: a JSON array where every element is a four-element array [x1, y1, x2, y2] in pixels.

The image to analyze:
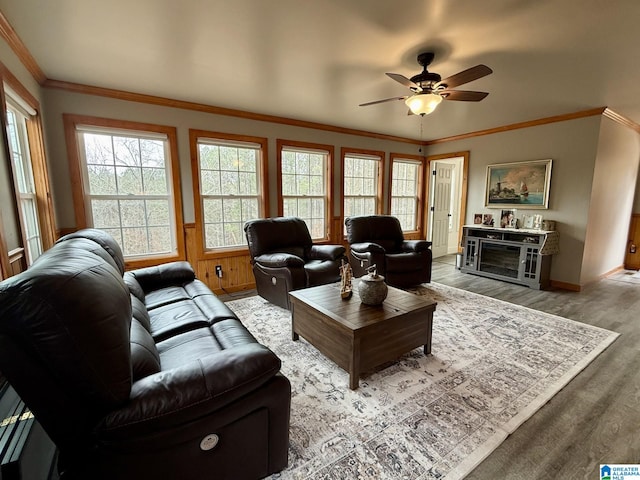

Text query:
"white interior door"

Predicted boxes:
[[430, 162, 453, 258]]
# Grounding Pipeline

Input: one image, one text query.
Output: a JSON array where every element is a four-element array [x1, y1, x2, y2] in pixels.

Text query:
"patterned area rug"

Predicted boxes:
[[226, 283, 619, 480]]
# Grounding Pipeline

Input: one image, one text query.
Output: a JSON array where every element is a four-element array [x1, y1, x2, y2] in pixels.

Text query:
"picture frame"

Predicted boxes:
[[533, 214, 543, 230], [485, 159, 552, 209], [482, 213, 494, 226], [473, 213, 483, 224], [500, 209, 517, 228], [522, 214, 534, 229]]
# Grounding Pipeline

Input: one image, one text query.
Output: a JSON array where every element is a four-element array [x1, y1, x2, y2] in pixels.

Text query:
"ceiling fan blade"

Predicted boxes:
[[359, 96, 408, 107], [437, 64, 492, 89], [385, 72, 420, 90], [440, 90, 489, 102]]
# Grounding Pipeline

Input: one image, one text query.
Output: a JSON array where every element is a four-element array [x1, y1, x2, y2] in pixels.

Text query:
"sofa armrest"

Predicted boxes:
[[254, 252, 305, 268], [127, 261, 196, 292], [401, 240, 432, 253], [99, 344, 281, 438], [350, 242, 385, 254], [309, 244, 346, 261]]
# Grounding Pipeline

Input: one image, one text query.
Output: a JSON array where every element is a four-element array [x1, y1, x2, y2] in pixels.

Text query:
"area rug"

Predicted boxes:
[[225, 283, 619, 480]]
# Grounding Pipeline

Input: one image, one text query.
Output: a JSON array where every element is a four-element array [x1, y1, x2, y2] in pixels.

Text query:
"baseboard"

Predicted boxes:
[[600, 264, 625, 278], [549, 280, 581, 292], [211, 283, 256, 296]]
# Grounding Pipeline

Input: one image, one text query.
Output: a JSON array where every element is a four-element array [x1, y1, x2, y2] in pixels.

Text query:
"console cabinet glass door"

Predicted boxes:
[[463, 237, 479, 270], [521, 245, 541, 283]]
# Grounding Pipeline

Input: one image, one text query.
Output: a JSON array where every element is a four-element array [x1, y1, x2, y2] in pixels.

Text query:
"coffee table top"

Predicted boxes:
[[289, 282, 436, 332]]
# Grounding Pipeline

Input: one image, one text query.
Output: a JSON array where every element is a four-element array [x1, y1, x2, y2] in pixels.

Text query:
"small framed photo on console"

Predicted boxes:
[[500, 209, 517, 228]]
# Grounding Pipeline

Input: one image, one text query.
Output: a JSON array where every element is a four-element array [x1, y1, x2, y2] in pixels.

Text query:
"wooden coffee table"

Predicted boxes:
[[289, 283, 437, 389]]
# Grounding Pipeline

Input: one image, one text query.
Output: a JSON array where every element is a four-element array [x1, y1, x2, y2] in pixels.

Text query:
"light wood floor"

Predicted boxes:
[[431, 255, 640, 479]]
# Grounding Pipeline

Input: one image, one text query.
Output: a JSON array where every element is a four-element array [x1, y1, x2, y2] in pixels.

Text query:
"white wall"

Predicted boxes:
[[581, 118, 640, 283], [425, 116, 603, 286]]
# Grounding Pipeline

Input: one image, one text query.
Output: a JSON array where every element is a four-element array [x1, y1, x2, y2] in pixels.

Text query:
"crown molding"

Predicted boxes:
[[44, 78, 423, 145], [0, 11, 45, 84], [603, 108, 640, 134], [424, 107, 608, 145]]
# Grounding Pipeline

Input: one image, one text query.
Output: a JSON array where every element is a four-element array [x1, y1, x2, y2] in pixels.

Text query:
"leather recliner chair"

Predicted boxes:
[[244, 217, 347, 310], [345, 215, 433, 287]]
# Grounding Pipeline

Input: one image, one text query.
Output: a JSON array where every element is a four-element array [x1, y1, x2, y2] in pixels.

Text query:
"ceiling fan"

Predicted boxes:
[[360, 52, 492, 115]]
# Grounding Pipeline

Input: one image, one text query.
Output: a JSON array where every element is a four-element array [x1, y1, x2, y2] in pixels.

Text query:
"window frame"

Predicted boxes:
[[341, 147, 385, 234], [0, 71, 56, 278], [5, 102, 42, 264], [277, 139, 334, 243], [389, 153, 426, 237], [190, 129, 269, 257], [64, 114, 185, 269]]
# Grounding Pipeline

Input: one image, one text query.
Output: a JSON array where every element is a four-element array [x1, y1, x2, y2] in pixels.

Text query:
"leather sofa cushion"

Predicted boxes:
[[126, 261, 196, 293], [131, 295, 152, 332], [244, 217, 312, 258], [386, 252, 427, 272], [55, 229, 126, 276], [124, 273, 146, 303], [147, 300, 209, 341], [0, 241, 132, 410], [144, 281, 241, 341], [345, 215, 404, 248], [192, 294, 240, 325], [156, 320, 259, 372], [212, 319, 258, 349], [304, 260, 342, 287], [130, 319, 161, 381], [156, 328, 222, 371]]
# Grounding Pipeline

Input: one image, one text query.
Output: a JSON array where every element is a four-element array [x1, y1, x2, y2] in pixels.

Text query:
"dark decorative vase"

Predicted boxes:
[[358, 265, 388, 306]]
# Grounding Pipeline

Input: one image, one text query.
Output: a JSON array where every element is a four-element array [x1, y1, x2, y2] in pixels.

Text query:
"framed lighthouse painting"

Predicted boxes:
[[485, 159, 552, 209]]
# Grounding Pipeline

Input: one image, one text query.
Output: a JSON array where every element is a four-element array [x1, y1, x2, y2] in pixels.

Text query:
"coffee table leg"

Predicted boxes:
[[349, 337, 360, 389], [291, 305, 299, 340], [423, 314, 433, 355]]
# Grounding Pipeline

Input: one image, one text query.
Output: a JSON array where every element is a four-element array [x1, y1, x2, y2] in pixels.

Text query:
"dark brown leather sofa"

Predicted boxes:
[[345, 215, 433, 287], [0, 229, 290, 480], [244, 217, 346, 310]]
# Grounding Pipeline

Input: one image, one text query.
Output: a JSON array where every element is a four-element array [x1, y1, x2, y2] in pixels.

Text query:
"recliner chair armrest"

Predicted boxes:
[[254, 252, 305, 268], [350, 242, 385, 254], [401, 240, 432, 253], [99, 344, 282, 438], [126, 261, 196, 292], [309, 244, 346, 261]]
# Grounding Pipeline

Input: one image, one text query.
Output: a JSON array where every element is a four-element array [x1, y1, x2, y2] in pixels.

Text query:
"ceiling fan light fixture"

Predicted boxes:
[[405, 93, 443, 115]]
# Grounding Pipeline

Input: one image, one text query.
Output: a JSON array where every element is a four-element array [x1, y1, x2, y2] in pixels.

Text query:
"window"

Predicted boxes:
[[65, 115, 184, 267], [342, 148, 384, 231], [5, 101, 42, 263], [278, 140, 332, 241], [390, 154, 424, 234], [190, 130, 268, 251]]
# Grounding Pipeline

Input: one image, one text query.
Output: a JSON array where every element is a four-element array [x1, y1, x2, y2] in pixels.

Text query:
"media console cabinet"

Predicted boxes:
[[461, 225, 559, 289]]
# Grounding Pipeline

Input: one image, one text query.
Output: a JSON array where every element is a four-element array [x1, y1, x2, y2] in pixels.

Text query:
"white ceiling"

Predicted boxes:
[[2, 0, 639, 141]]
